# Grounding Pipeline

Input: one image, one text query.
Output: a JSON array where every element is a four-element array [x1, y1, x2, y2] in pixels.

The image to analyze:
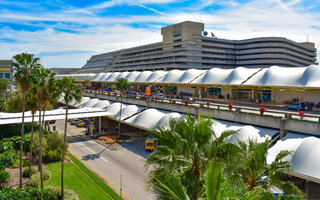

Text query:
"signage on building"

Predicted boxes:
[[146, 87, 151, 95]]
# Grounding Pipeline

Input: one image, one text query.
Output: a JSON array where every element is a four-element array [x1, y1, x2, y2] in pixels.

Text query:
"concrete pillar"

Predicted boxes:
[[252, 89, 259, 102], [279, 117, 287, 139], [146, 99, 150, 109], [99, 116, 102, 136]]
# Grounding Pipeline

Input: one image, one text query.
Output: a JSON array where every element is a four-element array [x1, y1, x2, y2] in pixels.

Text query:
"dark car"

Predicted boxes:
[[285, 102, 303, 111], [49, 120, 56, 124]]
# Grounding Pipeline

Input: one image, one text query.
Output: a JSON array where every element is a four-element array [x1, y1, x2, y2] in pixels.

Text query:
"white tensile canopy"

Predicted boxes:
[[0, 107, 112, 125]]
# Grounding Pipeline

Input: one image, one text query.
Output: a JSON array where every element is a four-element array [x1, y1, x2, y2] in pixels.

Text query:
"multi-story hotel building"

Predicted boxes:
[[81, 21, 317, 72]]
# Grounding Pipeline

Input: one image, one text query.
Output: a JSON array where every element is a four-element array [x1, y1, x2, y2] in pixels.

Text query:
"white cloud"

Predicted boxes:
[[0, 0, 319, 68]]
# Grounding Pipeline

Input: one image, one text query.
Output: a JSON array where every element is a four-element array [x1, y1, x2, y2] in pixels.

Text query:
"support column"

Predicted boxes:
[[99, 116, 102, 136], [252, 89, 259, 103], [279, 117, 287, 139]]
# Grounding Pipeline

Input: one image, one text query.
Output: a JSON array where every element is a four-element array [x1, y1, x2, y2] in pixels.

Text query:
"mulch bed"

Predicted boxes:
[[6, 167, 29, 188]]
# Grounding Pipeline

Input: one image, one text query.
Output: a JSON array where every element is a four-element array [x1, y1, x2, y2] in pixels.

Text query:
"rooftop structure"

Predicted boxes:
[[80, 21, 317, 72]]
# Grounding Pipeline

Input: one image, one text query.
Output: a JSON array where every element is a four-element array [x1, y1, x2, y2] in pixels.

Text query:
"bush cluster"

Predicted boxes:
[[0, 187, 57, 200], [45, 186, 79, 200], [32, 131, 67, 163], [0, 166, 10, 189], [27, 169, 51, 188], [0, 150, 18, 168], [22, 167, 37, 178]]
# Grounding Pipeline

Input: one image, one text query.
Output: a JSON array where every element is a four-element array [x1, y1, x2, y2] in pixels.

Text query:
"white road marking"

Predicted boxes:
[[79, 143, 109, 163]]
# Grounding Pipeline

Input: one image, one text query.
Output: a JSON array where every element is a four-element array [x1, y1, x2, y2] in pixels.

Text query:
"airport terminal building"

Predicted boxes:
[[80, 21, 317, 72]]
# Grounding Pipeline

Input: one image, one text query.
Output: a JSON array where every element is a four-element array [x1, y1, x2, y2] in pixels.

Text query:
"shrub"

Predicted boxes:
[[12, 158, 29, 168], [25, 187, 57, 200], [0, 166, 11, 187], [22, 167, 37, 178], [0, 187, 57, 200], [46, 186, 79, 200], [0, 150, 18, 167], [27, 169, 51, 187], [32, 131, 66, 163]]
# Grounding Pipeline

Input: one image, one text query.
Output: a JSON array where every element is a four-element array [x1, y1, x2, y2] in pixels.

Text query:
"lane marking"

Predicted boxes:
[[69, 149, 131, 200], [79, 143, 109, 163]]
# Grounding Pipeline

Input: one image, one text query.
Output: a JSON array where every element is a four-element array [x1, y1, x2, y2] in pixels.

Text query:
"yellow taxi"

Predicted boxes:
[[145, 138, 156, 151], [67, 118, 72, 122], [77, 120, 86, 127]]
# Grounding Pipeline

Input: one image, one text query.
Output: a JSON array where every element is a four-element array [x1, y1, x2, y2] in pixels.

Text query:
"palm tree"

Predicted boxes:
[[26, 87, 38, 179], [33, 66, 59, 188], [235, 140, 304, 199], [115, 78, 129, 138], [57, 76, 83, 199], [146, 114, 239, 199], [11, 53, 40, 188], [0, 77, 10, 97]]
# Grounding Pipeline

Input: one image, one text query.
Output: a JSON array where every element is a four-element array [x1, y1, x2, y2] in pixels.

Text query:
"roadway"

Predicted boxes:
[[69, 138, 155, 200]]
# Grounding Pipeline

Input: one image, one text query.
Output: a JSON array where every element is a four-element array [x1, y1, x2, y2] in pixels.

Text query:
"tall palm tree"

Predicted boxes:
[[58, 76, 83, 199], [115, 78, 129, 138], [33, 66, 59, 188], [146, 114, 239, 200], [11, 53, 40, 188], [26, 86, 38, 179]]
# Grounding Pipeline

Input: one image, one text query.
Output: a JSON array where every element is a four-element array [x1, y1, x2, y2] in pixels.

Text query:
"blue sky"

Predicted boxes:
[[0, 0, 319, 68]]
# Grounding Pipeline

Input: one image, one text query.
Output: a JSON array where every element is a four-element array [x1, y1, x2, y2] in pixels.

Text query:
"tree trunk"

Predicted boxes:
[[28, 113, 35, 179], [42, 104, 46, 130], [118, 95, 123, 138], [38, 102, 44, 189], [61, 102, 69, 199], [19, 91, 26, 188]]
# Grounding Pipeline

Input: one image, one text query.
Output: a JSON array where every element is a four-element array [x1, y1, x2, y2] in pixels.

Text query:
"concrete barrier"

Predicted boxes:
[[84, 93, 320, 136]]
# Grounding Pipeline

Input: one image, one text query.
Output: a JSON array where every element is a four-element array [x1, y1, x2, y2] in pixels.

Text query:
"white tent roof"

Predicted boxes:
[[55, 73, 96, 81], [124, 108, 169, 130], [243, 65, 320, 87], [0, 107, 112, 125], [114, 105, 144, 120], [191, 67, 260, 85], [124, 71, 141, 82], [81, 98, 100, 108], [131, 71, 153, 83], [92, 100, 112, 109], [92, 73, 105, 82]]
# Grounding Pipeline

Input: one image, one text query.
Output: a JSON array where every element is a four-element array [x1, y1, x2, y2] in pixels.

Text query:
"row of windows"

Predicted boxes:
[[0, 73, 10, 79]]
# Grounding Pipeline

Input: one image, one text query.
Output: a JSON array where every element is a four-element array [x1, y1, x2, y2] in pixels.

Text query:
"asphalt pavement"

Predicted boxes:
[[69, 139, 155, 200]]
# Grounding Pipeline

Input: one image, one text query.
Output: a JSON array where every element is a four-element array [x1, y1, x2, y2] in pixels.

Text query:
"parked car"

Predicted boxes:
[[285, 102, 303, 111], [71, 118, 79, 125], [182, 97, 194, 102], [154, 94, 165, 100], [91, 87, 98, 90]]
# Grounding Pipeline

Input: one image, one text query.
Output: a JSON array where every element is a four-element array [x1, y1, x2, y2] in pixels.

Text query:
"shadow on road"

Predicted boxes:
[[121, 138, 151, 159]]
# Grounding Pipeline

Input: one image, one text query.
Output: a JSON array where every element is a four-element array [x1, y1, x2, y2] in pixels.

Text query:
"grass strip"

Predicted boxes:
[[68, 152, 123, 200]]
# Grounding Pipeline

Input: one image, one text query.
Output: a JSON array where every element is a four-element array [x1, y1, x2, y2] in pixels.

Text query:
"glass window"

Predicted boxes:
[[0, 73, 3, 78], [5, 73, 10, 79], [169, 86, 177, 93], [206, 88, 221, 96], [259, 90, 271, 102]]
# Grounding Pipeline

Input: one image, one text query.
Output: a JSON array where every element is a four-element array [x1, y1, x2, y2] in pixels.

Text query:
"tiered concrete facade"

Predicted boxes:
[[81, 21, 317, 72]]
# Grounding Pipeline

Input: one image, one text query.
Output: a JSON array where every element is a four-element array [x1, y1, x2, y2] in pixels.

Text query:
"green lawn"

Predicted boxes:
[[44, 162, 114, 200]]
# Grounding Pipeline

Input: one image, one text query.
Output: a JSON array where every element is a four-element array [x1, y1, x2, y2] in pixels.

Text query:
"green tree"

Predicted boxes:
[[115, 78, 129, 138], [4, 90, 23, 113], [32, 66, 59, 189], [0, 78, 10, 112], [57, 76, 83, 199], [11, 52, 40, 188], [146, 115, 238, 199], [26, 87, 38, 179], [235, 140, 304, 199], [0, 77, 10, 97]]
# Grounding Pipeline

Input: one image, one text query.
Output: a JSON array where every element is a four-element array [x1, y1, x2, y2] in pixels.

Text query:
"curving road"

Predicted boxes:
[[69, 139, 155, 200]]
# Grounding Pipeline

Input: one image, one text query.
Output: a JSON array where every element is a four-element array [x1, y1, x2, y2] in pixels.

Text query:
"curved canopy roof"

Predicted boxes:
[[114, 105, 144, 120], [243, 65, 320, 87], [55, 73, 96, 81], [92, 100, 112, 109], [191, 67, 260, 85]]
